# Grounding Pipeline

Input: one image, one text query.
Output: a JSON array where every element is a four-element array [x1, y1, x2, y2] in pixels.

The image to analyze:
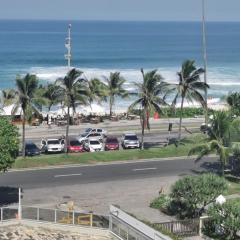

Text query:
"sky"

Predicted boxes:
[[0, 0, 239, 21]]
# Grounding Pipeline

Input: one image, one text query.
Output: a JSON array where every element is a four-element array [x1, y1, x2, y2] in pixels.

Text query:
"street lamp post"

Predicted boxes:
[[202, 0, 208, 124], [65, 24, 72, 69]]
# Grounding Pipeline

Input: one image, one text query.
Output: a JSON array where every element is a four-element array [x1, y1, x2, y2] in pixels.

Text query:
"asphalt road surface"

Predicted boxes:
[[23, 117, 202, 147], [0, 156, 217, 190]]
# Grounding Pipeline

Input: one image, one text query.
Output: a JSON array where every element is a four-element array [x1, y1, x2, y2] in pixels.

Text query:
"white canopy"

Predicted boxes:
[[0, 104, 22, 116], [47, 103, 106, 117]]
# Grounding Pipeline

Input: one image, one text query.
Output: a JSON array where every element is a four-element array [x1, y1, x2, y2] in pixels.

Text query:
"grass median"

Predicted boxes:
[[13, 143, 197, 169]]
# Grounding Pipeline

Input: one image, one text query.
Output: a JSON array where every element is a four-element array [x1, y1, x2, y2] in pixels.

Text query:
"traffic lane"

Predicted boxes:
[[26, 125, 200, 140], [0, 157, 217, 189]]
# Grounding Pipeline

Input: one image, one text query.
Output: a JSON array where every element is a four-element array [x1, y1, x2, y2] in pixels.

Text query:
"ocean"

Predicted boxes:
[[0, 20, 240, 106]]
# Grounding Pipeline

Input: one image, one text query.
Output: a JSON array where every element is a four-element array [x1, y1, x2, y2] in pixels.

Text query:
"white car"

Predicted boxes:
[[84, 139, 104, 152], [41, 138, 65, 153], [84, 128, 107, 137], [121, 133, 140, 149], [77, 132, 104, 143]]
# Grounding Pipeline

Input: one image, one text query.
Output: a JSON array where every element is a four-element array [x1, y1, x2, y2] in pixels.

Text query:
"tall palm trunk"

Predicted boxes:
[[220, 158, 225, 176], [22, 112, 26, 158], [141, 108, 146, 150], [178, 96, 185, 140], [65, 102, 70, 154], [109, 95, 113, 117]]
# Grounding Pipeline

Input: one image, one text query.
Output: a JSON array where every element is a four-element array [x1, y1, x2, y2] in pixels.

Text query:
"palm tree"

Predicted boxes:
[[0, 89, 16, 107], [189, 111, 232, 174], [88, 78, 107, 104], [43, 83, 63, 111], [172, 60, 209, 139], [226, 92, 240, 116], [14, 74, 41, 158], [128, 69, 168, 149], [56, 68, 87, 153], [103, 72, 128, 116]]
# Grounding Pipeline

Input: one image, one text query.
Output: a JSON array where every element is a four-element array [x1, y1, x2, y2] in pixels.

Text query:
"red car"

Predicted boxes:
[[67, 139, 85, 153], [105, 137, 119, 151]]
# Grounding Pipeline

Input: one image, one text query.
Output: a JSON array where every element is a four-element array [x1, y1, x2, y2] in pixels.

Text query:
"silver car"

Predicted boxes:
[[121, 133, 140, 149], [77, 132, 104, 143]]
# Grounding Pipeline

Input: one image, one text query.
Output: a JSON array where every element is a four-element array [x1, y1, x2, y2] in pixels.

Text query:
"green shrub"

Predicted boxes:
[[170, 173, 227, 219], [129, 107, 216, 118], [0, 117, 19, 172], [203, 199, 240, 240], [150, 173, 228, 220], [150, 194, 171, 213]]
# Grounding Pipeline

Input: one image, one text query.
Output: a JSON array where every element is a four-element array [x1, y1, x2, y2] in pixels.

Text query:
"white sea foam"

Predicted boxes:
[[30, 65, 240, 85], [29, 65, 240, 107]]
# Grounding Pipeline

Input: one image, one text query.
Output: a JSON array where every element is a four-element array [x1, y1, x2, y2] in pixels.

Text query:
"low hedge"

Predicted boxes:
[[129, 107, 215, 118]]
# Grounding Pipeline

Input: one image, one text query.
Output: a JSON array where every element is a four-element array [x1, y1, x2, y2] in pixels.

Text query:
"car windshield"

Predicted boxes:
[[85, 128, 92, 133], [89, 133, 100, 137], [81, 133, 88, 137], [90, 140, 100, 145], [106, 138, 118, 143], [70, 140, 81, 146], [125, 135, 138, 140], [47, 140, 60, 145], [26, 144, 37, 149]]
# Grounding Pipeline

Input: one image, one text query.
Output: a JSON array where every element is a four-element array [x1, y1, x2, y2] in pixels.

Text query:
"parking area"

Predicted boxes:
[[21, 118, 202, 156]]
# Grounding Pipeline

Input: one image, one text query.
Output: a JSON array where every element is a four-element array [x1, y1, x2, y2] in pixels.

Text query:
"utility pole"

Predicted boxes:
[[65, 24, 72, 68], [202, 0, 208, 124], [18, 188, 22, 220]]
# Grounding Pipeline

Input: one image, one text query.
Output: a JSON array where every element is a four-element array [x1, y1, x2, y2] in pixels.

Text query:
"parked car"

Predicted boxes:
[[25, 142, 41, 156], [77, 132, 104, 143], [200, 123, 211, 134], [41, 138, 65, 153], [121, 133, 140, 149], [84, 128, 107, 137], [84, 138, 104, 152], [67, 139, 85, 153], [105, 137, 119, 151]]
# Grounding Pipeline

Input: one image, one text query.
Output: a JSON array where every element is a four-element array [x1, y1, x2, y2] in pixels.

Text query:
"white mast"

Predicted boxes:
[[202, 0, 208, 124], [65, 24, 72, 68]]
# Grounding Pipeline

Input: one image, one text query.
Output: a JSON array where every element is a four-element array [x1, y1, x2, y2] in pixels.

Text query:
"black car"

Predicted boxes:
[[25, 142, 41, 156]]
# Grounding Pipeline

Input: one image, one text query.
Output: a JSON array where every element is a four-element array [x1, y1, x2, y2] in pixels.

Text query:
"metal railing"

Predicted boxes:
[[155, 219, 200, 237], [0, 205, 109, 229], [110, 215, 153, 240], [0, 206, 18, 221], [109, 205, 172, 240]]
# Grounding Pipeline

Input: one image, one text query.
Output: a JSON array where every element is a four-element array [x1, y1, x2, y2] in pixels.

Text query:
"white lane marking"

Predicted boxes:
[[132, 167, 157, 172], [54, 173, 82, 178]]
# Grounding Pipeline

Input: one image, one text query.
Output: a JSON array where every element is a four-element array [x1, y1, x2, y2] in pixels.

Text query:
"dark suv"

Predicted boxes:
[[25, 142, 41, 156]]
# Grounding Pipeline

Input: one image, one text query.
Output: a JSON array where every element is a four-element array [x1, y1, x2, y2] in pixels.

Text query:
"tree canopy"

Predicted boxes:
[[0, 117, 19, 172]]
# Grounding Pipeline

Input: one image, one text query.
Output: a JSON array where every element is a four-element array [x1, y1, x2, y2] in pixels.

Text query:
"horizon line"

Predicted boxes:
[[0, 18, 240, 23]]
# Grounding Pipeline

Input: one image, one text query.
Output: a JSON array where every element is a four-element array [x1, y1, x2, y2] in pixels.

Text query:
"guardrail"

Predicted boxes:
[[155, 219, 200, 237], [109, 205, 172, 240], [0, 205, 109, 229]]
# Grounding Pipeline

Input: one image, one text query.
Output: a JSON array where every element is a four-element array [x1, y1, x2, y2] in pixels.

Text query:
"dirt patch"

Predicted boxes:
[[0, 224, 112, 240]]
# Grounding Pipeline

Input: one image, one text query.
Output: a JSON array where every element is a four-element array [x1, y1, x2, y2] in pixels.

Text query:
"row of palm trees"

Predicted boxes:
[[0, 60, 209, 156]]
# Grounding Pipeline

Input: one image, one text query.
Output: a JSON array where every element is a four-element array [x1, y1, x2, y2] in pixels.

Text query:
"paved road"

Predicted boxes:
[[23, 117, 202, 145], [0, 157, 217, 189]]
